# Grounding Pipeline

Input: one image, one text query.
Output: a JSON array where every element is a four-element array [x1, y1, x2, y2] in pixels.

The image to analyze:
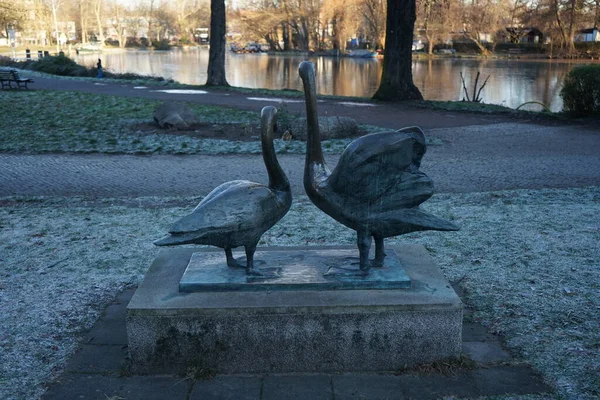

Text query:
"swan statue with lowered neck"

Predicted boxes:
[[154, 106, 292, 276], [298, 61, 458, 275]]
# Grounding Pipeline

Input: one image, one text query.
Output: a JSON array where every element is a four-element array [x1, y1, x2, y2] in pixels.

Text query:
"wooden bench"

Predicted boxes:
[[0, 69, 34, 90]]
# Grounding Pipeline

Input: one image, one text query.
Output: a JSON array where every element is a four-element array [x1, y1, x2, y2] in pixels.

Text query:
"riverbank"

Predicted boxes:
[[4, 41, 600, 60], [6, 49, 600, 111]]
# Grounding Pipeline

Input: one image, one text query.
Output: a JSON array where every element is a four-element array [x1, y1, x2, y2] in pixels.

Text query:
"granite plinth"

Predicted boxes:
[[179, 248, 411, 292], [126, 245, 462, 374]]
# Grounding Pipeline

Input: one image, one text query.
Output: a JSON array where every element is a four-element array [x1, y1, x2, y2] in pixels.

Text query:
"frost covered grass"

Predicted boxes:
[[0, 90, 440, 155], [0, 90, 260, 155], [1, 187, 599, 399]]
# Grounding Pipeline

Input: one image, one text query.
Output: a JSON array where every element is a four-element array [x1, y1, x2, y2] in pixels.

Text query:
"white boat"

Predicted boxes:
[[346, 49, 378, 58]]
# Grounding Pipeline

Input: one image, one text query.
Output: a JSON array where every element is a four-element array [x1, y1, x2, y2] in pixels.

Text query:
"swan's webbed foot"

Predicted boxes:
[[225, 248, 245, 269]]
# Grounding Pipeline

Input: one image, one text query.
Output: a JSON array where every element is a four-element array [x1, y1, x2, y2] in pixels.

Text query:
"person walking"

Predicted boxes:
[[96, 58, 104, 78]]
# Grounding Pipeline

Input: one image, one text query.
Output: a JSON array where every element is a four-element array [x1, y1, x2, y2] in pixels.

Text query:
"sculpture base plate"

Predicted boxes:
[[179, 248, 411, 292], [127, 245, 462, 375]]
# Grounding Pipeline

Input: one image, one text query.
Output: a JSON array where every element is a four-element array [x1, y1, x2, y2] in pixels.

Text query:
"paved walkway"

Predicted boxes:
[[42, 287, 551, 400], [2, 123, 599, 198]]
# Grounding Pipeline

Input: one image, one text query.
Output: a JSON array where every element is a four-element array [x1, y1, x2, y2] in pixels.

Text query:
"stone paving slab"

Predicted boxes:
[[119, 376, 192, 400], [462, 341, 512, 364], [472, 365, 553, 396], [332, 374, 407, 399], [189, 376, 262, 400], [43, 374, 192, 400], [63, 344, 128, 374], [42, 374, 127, 400], [262, 375, 333, 400]]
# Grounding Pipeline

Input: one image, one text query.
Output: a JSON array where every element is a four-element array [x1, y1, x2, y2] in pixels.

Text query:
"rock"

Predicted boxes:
[[153, 102, 199, 129], [290, 116, 359, 141]]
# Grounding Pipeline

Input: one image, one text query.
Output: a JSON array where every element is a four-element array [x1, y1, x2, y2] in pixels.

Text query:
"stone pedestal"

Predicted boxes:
[[126, 245, 462, 374]]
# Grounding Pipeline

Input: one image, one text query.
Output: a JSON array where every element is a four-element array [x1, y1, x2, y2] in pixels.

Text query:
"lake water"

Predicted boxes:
[[75, 48, 599, 112]]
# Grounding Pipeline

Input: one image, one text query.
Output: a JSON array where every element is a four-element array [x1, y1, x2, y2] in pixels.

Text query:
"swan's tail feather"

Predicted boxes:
[[154, 232, 206, 246], [392, 208, 460, 233]]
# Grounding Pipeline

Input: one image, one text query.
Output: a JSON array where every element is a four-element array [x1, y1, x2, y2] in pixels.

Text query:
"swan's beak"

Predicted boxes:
[[261, 106, 278, 135], [298, 61, 315, 81]]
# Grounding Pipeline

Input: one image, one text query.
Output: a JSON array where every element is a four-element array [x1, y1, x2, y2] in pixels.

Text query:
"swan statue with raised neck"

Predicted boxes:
[[154, 106, 292, 276], [298, 61, 458, 275]]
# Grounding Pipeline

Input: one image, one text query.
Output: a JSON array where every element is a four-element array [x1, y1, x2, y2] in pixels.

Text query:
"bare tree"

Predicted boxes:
[[48, 0, 66, 53], [321, 0, 362, 51], [108, 1, 128, 47], [373, 0, 423, 101], [76, 0, 90, 43], [417, 0, 452, 54], [206, 0, 228, 86], [0, 0, 26, 39], [93, 0, 105, 43], [362, 0, 386, 49], [460, 0, 506, 55], [230, 1, 285, 49], [550, 0, 585, 52], [153, 8, 176, 42]]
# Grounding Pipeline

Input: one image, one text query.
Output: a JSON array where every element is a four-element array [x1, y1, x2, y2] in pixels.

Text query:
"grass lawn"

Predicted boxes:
[[0, 89, 402, 155], [1, 188, 599, 399]]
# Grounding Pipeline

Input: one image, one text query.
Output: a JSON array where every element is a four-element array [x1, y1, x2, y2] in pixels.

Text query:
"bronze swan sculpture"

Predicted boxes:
[[298, 61, 458, 275], [154, 106, 292, 276]]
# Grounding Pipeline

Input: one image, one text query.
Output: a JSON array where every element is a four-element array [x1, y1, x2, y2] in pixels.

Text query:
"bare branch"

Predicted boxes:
[[475, 75, 491, 102], [460, 71, 471, 102]]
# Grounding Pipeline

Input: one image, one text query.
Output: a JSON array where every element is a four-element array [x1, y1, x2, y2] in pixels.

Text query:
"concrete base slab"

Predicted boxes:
[[180, 247, 411, 292], [126, 245, 462, 374]]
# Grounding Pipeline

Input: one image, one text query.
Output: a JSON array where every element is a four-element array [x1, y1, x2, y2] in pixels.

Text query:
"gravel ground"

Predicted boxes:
[[1, 188, 599, 400]]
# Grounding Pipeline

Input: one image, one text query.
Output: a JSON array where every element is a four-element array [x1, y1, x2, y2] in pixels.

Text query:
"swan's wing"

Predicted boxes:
[[196, 180, 250, 207], [327, 127, 433, 207], [169, 182, 276, 234]]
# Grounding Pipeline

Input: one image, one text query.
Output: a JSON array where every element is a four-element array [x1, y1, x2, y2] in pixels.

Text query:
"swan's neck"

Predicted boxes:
[[301, 67, 326, 182], [262, 128, 290, 192]]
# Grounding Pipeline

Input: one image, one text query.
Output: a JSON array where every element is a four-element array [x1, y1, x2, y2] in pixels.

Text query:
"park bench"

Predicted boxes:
[[0, 69, 34, 90]]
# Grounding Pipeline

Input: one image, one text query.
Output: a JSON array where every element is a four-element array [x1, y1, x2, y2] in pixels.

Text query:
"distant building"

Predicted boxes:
[[194, 28, 209, 44], [575, 27, 600, 42], [502, 27, 543, 44]]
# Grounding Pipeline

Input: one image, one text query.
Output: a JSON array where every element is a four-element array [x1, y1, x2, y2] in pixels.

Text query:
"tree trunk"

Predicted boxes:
[[206, 0, 229, 86], [282, 22, 291, 51], [566, 0, 576, 53], [79, 0, 88, 43], [373, 0, 423, 101], [95, 0, 105, 43], [52, 2, 60, 53]]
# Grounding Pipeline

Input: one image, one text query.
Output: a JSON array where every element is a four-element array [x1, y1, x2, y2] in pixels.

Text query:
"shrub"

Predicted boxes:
[[153, 39, 172, 51], [26, 54, 92, 77], [0, 55, 13, 67], [560, 64, 600, 115]]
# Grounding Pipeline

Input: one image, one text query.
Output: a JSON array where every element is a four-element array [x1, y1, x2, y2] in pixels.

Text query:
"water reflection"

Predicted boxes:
[[75, 48, 599, 112]]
